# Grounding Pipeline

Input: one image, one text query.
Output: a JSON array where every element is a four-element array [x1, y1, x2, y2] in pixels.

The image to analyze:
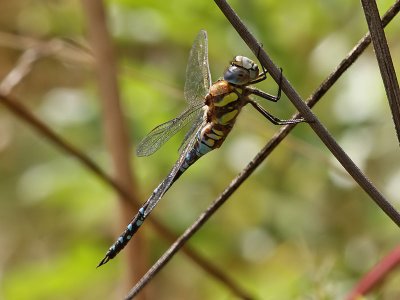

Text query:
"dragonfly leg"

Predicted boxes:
[[252, 41, 282, 87], [248, 99, 305, 125], [247, 68, 283, 102], [249, 64, 268, 84], [250, 43, 268, 84]]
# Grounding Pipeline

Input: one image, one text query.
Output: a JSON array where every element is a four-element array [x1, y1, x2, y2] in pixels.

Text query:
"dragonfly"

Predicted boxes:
[[98, 30, 305, 267]]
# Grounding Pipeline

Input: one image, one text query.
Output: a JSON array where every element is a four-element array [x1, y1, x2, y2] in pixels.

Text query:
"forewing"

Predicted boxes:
[[136, 104, 203, 157], [184, 30, 212, 106], [137, 30, 210, 157]]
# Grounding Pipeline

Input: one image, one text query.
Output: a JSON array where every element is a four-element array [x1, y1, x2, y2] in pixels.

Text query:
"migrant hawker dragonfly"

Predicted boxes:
[[98, 30, 304, 267]]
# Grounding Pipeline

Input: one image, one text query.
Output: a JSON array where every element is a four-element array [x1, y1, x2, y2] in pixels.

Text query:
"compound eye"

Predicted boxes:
[[223, 65, 251, 85]]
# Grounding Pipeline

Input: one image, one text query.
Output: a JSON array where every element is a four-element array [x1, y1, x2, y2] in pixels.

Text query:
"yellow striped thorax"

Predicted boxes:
[[206, 80, 245, 126], [218, 109, 239, 125], [214, 90, 239, 107]]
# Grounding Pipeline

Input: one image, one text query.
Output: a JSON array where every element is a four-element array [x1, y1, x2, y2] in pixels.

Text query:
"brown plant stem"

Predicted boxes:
[[81, 0, 147, 296], [360, 0, 400, 144]]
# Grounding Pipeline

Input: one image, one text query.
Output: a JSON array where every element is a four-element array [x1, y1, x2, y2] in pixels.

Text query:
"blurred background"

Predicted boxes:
[[0, 0, 400, 299]]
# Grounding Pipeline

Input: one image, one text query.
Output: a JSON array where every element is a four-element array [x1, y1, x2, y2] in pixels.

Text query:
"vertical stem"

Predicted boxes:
[[360, 0, 400, 144], [80, 0, 148, 297]]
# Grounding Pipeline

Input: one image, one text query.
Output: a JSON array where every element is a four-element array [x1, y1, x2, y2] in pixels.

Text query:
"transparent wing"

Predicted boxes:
[[178, 109, 206, 154], [184, 30, 212, 105], [136, 103, 203, 157], [136, 30, 211, 157]]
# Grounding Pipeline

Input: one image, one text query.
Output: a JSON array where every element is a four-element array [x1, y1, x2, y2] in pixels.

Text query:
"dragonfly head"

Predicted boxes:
[[223, 56, 259, 85]]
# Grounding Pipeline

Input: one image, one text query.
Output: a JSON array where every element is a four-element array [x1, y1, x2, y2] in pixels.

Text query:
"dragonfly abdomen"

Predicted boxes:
[[97, 208, 145, 266]]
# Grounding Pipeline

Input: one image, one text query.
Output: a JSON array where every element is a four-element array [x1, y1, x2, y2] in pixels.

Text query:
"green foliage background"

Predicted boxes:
[[0, 0, 399, 299]]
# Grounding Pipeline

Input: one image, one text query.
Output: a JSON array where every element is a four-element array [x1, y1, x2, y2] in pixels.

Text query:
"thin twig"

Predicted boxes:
[[0, 94, 128, 195], [0, 32, 93, 96], [346, 245, 400, 299], [307, 0, 400, 106], [360, 0, 400, 144], [0, 31, 94, 66], [0, 48, 41, 95], [0, 38, 92, 95], [124, 1, 400, 298]]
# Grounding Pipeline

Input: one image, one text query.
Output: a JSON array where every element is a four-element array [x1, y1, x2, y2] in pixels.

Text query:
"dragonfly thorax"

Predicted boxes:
[[223, 55, 259, 86]]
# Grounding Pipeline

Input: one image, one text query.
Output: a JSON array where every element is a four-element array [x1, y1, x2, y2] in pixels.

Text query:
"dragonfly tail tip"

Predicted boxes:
[[97, 256, 110, 268]]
